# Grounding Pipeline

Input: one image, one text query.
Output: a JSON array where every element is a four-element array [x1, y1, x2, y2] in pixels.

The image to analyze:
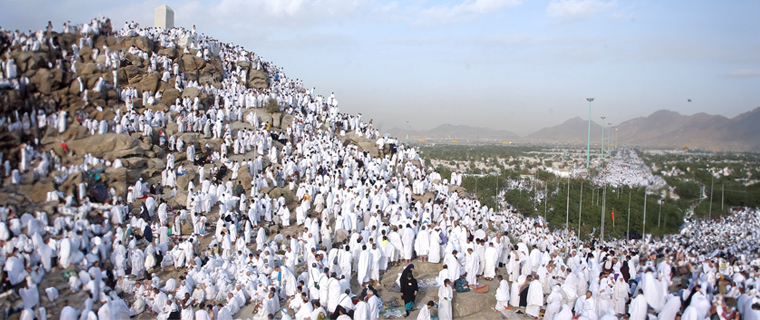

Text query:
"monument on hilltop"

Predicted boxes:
[[154, 4, 174, 29]]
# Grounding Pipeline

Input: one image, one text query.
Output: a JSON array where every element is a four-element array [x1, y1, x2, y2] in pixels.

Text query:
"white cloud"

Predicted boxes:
[[724, 69, 760, 77], [418, 0, 523, 25], [547, 0, 616, 23], [172, 0, 366, 29]]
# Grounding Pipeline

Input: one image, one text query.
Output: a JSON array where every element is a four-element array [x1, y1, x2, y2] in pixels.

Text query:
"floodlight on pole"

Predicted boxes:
[[586, 98, 594, 169], [607, 122, 612, 155]]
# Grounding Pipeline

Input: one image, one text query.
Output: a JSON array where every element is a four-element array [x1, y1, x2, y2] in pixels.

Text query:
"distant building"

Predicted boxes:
[[154, 5, 174, 29]]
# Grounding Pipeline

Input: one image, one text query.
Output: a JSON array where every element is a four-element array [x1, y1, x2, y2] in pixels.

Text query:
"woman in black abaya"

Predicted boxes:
[[400, 264, 419, 317]]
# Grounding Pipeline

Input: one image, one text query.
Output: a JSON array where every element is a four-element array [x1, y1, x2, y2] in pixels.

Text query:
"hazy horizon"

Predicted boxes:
[[3, 0, 758, 135]]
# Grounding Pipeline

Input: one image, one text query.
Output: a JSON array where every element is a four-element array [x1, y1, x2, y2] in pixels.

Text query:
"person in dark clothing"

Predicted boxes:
[[621, 256, 631, 282], [400, 265, 419, 317], [682, 283, 701, 311], [401, 264, 415, 279], [519, 275, 534, 308], [143, 224, 153, 243], [141, 202, 151, 222]]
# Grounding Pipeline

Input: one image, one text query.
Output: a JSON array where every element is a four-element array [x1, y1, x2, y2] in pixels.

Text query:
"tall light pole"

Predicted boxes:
[[607, 122, 612, 155], [643, 188, 647, 236], [601, 184, 606, 239], [658, 199, 663, 228], [578, 181, 583, 237], [586, 98, 594, 169], [709, 176, 714, 219], [615, 127, 619, 150], [721, 184, 724, 213], [566, 178, 570, 234], [627, 190, 631, 240], [600, 116, 606, 160]]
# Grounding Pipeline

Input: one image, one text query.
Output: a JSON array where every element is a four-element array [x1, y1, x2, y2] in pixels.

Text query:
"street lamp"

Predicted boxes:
[[658, 199, 663, 228], [601, 183, 607, 239], [607, 122, 612, 155], [600, 116, 606, 161], [586, 98, 594, 169], [615, 127, 619, 150], [643, 188, 648, 236]]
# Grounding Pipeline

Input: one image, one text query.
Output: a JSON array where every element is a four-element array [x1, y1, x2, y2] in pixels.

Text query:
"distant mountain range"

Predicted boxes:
[[390, 107, 760, 151]]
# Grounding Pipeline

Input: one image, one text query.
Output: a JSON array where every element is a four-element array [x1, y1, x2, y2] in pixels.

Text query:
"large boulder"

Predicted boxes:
[[30, 68, 63, 95], [62, 133, 141, 160], [28, 181, 55, 203], [181, 87, 201, 99], [125, 53, 143, 68], [247, 69, 268, 89], [78, 46, 93, 63], [268, 187, 296, 209], [105, 166, 129, 197], [136, 73, 160, 94], [161, 88, 180, 105], [181, 54, 205, 72], [57, 32, 79, 51], [81, 62, 99, 75], [15, 51, 50, 76], [123, 65, 143, 84], [158, 47, 177, 59], [120, 36, 155, 54]]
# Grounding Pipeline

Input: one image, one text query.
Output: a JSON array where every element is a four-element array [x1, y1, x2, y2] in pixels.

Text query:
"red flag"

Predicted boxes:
[[611, 209, 615, 221]]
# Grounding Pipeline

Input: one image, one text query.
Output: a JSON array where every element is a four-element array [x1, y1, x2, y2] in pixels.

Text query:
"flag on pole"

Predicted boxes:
[[611, 208, 615, 221]]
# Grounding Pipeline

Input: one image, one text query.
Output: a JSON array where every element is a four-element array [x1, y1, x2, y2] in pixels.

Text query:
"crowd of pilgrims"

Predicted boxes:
[[1, 17, 760, 320], [592, 149, 667, 189]]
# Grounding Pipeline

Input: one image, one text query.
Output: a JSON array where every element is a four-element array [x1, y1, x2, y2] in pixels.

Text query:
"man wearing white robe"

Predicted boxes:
[[443, 251, 462, 282], [483, 242, 498, 280], [629, 289, 648, 320], [414, 226, 430, 261], [369, 243, 383, 282], [327, 274, 342, 314], [495, 275, 511, 312], [428, 228, 442, 263], [354, 299, 368, 320], [529, 245, 541, 273], [357, 245, 372, 286], [438, 279, 453, 320], [401, 225, 415, 263], [464, 248, 479, 286], [659, 294, 682, 320], [416, 301, 434, 320], [366, 290, 380, 320], [641, 269, 665, 312], [526, 275, 544, 318]]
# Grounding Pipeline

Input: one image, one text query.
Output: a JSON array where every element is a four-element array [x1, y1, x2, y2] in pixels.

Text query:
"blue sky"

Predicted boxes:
[[2, 0, 759, 135]]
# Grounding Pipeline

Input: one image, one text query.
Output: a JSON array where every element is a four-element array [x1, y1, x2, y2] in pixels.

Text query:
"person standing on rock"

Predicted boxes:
[[495, 274, 511, 312], [438, 278, 453, 320], [526, 274, 544, 319], [400, 265, 419, 317], [464, 248, 480, 286]]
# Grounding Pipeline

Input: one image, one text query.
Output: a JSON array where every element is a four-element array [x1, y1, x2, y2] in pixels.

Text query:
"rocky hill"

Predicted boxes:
[[523, 109, 760, 151], [613, 108, 760, 151], [0, 28, 269, 211], [524, 116, 604, 144]]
